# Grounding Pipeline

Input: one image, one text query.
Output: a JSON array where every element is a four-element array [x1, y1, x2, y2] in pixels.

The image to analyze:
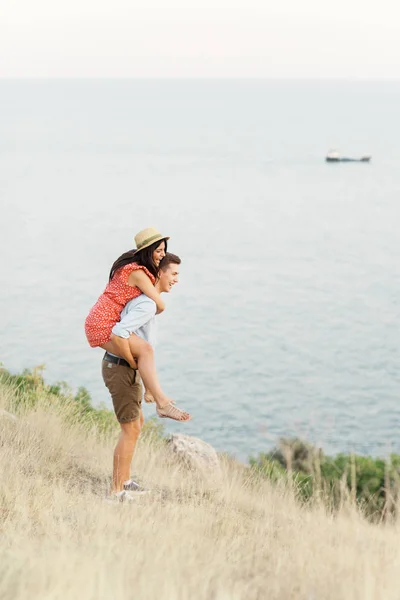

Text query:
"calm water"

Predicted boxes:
[[1, 79, 399, 459]]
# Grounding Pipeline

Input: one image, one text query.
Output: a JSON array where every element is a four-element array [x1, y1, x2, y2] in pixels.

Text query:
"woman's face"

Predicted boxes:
[[152, 241, 166, 267]]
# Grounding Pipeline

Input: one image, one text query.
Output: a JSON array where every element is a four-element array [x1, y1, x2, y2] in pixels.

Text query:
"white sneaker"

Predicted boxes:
[[105, 490, 139, 504], [123, 479, 150, 495]]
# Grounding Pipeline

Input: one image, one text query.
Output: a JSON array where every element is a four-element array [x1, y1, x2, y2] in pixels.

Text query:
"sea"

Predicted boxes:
[[0, 79, 399, 460]]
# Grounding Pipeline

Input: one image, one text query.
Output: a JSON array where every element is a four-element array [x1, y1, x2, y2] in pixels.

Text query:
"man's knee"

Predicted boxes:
[[121, 418, 142, 440], [130, 418, 142, 435]]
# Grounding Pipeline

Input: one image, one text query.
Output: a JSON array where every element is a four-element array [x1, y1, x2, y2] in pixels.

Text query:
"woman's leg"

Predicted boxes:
[[103, 336, 165, 404], [128, 337, 190, 421], [103, 335, 137, 368], [103, 335, 190, 421]]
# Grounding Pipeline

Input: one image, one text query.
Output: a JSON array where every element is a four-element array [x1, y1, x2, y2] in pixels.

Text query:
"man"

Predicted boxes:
[[101, 252, 183, 501]]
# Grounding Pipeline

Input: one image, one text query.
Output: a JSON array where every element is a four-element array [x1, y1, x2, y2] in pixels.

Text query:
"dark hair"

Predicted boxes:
[[109, 238, 168, 281], [159, 252, 181, 271]]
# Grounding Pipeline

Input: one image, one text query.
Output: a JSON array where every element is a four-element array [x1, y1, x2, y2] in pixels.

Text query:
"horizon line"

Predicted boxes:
[[1, 75, 400, 82]]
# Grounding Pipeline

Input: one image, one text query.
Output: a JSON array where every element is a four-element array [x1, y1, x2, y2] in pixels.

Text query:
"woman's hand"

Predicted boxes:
[[128, 269, 165, 313]]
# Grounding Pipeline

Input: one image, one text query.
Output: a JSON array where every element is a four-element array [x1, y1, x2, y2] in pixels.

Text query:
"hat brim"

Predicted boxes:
[[134, 235, 170, 253]]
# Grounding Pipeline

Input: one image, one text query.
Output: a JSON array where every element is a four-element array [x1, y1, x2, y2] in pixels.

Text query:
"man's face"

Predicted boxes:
[[158, 263, 180, 293]]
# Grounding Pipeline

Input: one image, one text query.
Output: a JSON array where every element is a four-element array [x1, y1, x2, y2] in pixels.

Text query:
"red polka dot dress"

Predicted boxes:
[[85, 263, 156, 348]]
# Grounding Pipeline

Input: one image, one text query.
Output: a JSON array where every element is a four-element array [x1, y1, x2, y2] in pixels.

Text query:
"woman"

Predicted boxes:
[[85, 227, 190, 421]]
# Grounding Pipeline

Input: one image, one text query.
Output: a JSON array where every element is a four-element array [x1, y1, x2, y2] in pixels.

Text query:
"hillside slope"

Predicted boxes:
[[1, 372, 399, 600]]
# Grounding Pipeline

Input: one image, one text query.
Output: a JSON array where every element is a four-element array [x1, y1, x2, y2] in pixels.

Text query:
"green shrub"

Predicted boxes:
[[250, 437, 400, 520], [0, 365, 165, 441]]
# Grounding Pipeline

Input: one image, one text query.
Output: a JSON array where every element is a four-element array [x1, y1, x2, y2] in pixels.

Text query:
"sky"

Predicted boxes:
[[1, 0, 400, 78]]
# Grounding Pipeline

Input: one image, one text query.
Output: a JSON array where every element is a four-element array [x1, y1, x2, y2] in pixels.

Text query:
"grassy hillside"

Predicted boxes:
[[1, 367, 400, 600]]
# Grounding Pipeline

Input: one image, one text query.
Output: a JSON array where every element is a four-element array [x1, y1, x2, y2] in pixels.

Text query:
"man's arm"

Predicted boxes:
[[112, 296, 157, 339]]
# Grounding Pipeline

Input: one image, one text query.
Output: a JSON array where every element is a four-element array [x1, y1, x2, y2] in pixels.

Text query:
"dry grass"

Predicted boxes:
[[1, 383, 400, 600]]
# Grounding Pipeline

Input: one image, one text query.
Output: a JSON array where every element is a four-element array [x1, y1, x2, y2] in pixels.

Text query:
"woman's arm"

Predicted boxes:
[[128, 269, 165, 313]]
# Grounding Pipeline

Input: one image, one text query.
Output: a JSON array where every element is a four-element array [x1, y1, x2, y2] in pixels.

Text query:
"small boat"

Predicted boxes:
[[326, 150, 371, 163]]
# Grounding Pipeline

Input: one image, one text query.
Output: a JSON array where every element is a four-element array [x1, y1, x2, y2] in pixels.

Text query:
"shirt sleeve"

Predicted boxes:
[[112, 296, 157, 339]]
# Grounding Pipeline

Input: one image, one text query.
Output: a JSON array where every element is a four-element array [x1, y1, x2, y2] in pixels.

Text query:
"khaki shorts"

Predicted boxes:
[[101, 360, 143, 423]]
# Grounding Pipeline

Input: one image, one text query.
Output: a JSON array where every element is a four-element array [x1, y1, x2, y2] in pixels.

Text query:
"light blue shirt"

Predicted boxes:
[[111, 294, 157, 346]]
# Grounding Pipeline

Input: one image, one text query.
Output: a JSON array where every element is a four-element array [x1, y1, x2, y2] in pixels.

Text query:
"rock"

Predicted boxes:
[[0, 409, 18, 422], [166, 434, 222, 484]]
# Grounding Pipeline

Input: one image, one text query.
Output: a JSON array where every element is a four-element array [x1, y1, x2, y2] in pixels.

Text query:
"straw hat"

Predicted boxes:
[[134, 227, 170, 252]]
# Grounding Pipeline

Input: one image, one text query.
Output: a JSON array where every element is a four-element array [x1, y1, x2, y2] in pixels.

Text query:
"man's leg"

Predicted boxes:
[[101, 358, 144, 495], [112, 410, 143, 493]]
